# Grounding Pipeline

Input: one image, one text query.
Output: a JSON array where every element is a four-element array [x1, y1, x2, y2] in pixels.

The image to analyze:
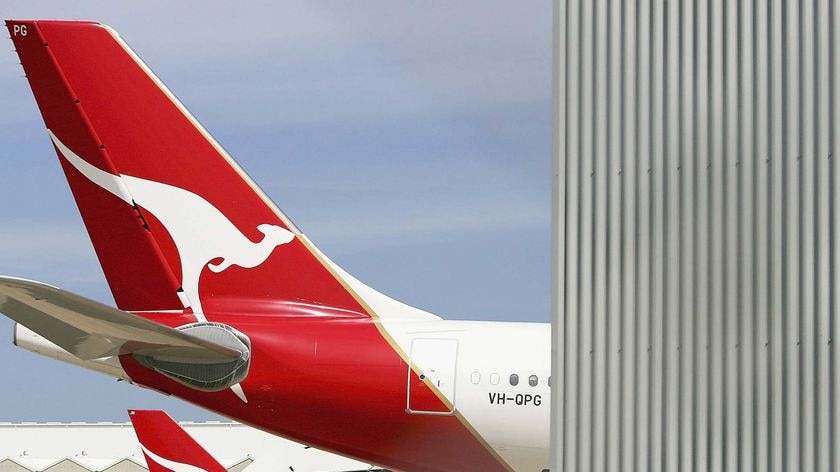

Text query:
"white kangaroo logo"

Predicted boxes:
[[49, 130, 295, 320]]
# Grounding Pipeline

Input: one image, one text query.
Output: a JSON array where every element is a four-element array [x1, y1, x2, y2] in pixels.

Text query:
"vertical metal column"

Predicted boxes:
[[551, 1, 839, 470]]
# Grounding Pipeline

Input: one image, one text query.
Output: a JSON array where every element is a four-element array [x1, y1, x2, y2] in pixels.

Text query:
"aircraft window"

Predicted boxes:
[[548, 376, 552, 387], [529, 375, 538, 387], [470, 372, 481, 384], [509, 374, 519, 386], [490, 373, 500, 385]]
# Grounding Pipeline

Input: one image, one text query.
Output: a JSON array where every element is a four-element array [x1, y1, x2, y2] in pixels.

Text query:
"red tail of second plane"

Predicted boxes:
[[128, 410, 227, 472]]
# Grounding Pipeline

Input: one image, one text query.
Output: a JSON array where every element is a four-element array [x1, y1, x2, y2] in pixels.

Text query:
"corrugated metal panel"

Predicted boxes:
[[551, 0, 839, 470]]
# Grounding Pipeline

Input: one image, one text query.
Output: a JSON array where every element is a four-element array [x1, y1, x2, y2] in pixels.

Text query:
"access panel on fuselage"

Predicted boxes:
[[406, 338, 458, 415]]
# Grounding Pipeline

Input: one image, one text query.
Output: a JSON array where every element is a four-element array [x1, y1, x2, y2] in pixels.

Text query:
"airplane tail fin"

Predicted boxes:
[[6, 19, 406, 320], [129, 410, 227, 472]]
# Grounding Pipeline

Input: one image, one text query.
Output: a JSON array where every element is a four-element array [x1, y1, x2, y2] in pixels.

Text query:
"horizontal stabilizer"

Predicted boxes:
[[0, 276, 242, 363]]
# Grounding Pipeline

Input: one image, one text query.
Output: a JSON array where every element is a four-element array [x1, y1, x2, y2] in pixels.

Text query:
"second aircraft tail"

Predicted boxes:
[[129, 410, 227, 472]]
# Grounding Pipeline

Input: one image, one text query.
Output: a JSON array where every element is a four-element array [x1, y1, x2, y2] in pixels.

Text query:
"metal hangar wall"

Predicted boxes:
[[552, 0, 839, 470]]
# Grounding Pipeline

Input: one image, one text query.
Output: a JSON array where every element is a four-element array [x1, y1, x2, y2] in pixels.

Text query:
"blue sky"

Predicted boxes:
[[0, 1, 552, 421]]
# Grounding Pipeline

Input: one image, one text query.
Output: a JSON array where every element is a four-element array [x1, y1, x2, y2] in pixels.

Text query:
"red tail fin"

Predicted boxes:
[[128, 410, 227, 472], [7, 20, 368, 319]]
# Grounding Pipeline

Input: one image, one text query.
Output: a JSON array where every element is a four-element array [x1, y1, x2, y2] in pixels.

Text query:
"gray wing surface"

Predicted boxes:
[[0, 276, 241, 362]]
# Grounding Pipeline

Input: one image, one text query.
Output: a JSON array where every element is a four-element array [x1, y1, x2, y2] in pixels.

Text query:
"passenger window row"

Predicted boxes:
[[468, 372, 551, 387]]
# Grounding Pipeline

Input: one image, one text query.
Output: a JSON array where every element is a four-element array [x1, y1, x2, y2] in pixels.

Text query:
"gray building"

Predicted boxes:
[[552, 0, 839, 470]]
